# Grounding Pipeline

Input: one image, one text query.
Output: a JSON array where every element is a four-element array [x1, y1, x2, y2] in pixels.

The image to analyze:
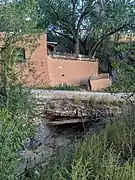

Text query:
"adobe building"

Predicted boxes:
[[0, 33, 110, 91]]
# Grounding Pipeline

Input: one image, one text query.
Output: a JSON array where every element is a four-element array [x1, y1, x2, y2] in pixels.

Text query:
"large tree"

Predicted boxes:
[[38, 0, 94, 56], [38, 0, 135, 57]]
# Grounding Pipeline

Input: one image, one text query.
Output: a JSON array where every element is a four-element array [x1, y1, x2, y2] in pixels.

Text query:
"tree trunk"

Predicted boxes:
[[74, 35, 80, 57], [88, 39, 104, 58]]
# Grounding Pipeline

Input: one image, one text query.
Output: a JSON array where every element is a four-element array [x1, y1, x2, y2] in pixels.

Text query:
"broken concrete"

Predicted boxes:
[[35, 97, 121, 124]]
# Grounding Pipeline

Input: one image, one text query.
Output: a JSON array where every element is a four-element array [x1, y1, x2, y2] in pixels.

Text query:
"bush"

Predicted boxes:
[[30, 84, 81, 91], [50, 84, 81, 91], [109, 61, 135, 93], [0, 86, 35, 180]]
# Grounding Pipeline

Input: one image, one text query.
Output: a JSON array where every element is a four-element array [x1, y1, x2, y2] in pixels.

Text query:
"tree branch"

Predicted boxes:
[[76, 5, 89, 32], [71, 0, 76, 30], [89, 22, 130, 58], [53, 30, 75, 42], [48, 3, 76, 39]]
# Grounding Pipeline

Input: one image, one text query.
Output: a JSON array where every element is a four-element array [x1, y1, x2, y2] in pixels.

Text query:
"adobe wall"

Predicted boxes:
[[15, 34, 50, 86], [91, 78, 110, 91], [48, 56, 98, 86]]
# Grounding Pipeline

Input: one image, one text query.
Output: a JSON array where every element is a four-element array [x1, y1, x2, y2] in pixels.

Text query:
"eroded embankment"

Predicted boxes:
[[22, 90, 128, 171]]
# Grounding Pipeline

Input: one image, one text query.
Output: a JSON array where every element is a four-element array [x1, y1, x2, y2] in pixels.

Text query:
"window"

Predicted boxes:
[[13, 47, 25, 62], [0, 47, 26, 63]]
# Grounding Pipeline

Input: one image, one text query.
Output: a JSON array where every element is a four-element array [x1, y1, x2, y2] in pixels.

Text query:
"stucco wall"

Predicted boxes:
[[48, 56, 98, 86], [15, 34, 50, 86]]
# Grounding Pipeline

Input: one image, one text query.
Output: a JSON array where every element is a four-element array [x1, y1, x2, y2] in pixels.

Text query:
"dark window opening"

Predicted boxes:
[[0, 47, 25, 63], [47, 42, 57, 56], [13, 47, 25, 62]]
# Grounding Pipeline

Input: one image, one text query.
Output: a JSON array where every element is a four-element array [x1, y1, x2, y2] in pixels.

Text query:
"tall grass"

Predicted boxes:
[[29, 84, 81, 91], [0, 85, 35, 180], [25, 103, 135, 180]]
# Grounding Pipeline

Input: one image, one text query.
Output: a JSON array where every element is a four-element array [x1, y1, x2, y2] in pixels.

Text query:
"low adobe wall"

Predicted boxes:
[[91, 78, 110, 91]]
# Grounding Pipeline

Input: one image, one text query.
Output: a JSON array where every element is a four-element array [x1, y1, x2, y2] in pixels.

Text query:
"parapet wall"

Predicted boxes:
[[91, 78, 110, 91]]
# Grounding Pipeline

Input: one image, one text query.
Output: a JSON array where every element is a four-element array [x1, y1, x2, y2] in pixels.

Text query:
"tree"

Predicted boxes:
[[87, 0, 135, 57], [38, 0, 93, 57], [38, 0, 135, 58], [0, 0, 41, 102]]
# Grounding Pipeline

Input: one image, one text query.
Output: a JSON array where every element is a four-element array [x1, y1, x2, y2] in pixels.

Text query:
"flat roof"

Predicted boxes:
[[47, 41, 58, 46]]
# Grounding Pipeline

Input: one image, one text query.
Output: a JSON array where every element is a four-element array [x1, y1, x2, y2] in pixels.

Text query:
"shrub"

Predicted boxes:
[[0, 108, 30, 179], [30, 84, 81, 91], [50, 84, 81, 91], [0, 86, 35, 180]]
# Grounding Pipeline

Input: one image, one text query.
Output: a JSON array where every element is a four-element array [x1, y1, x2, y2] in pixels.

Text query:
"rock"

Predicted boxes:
[[38, 147, 54, 159], [37, 98, 121, 125], [29, 123, 53, 150], [44, 137, 55, 145], [23, 150, 38, 161], [61, 129, 75, 137], [24, 138, 31, 149], [86, 117, 112, 134], [55, 135, 71, 147], [32, 145, 55, 166]]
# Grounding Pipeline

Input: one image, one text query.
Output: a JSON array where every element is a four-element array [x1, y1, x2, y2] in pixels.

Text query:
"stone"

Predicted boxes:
[[24, 138, 31, 149], [44, 137, 55, 145], [55, 135, 71, 147], [38, 147, 54, 159], [37, 98, 120, 125], [23, 150, 39, 166], [34, 123, 52, 146]]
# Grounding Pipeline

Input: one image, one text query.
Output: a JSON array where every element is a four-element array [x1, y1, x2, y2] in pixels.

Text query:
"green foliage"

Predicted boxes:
[[45, 84, 81, 91], [30, 84, 81, 91], [0, 104, 33, 179], [0, 0, 41, 179], [38, 0, 135, 57], [49, 84, 80, 91], [106, 106, 135, 161], [0, 0, 40, 33], [106, 42, 135, 93], [0, 80, 35, 179], [111, 63, 135, 93], [0, 1, 135, 179]]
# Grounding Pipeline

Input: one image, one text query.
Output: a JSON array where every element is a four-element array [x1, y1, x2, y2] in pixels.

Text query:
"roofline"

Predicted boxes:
[[47, 41, 58, 45]]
